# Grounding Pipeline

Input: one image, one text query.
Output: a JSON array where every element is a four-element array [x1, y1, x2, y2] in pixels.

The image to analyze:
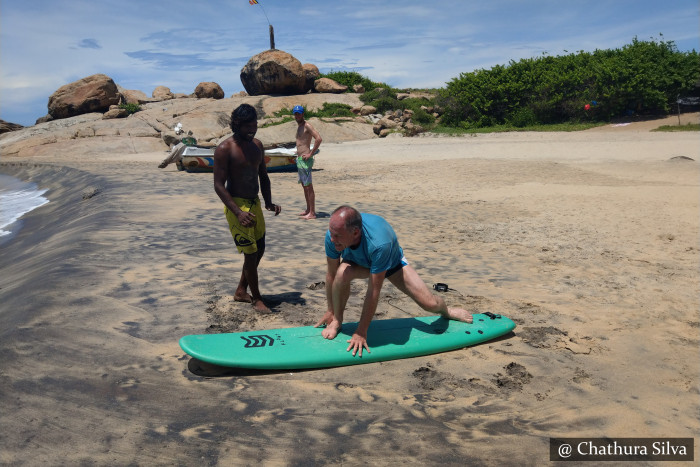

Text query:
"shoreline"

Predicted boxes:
[[1, 124, 698, 464], [0, 163, 109, 335]]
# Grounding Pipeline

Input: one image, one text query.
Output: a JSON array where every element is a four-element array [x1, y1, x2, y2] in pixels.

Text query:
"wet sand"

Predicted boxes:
[[1, 116, 698, 465]]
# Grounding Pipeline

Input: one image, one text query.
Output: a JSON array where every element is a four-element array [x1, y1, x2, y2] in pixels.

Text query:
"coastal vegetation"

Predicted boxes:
[[437, 37, 699, 129], [430, 121, 604, 134], [320, 71, 437, 125], [118, 102, 141, 114], [319, 38, 699, 132], [653, 123, 700, 132], [265, 102, 356, 126]]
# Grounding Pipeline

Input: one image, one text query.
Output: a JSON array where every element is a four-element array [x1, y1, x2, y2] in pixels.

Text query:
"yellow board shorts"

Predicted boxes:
[[225, 197, 265, 254]]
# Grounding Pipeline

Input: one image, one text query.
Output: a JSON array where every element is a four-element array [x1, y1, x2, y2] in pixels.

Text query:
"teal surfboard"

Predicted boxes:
[[179, 313, 515, 369]]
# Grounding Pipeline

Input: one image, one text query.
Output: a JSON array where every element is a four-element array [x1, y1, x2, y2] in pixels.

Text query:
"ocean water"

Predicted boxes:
[[0, 174, 49, 242]]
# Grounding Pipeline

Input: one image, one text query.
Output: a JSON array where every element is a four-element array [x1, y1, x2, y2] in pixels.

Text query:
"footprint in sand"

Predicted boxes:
[[492, 362, 532, 391], [335, 382, 376, 403], [116, 377, 140, 388]]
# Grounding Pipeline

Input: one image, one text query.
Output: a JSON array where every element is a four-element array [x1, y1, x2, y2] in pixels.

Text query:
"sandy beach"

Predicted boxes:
[[1, 114, 698, 465]]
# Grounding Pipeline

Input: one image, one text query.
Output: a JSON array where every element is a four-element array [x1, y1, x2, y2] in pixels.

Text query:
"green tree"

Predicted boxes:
[[437, 38, 700, 128]]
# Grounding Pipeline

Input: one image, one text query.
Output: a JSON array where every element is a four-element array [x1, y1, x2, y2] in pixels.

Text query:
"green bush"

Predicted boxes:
[[507, 106, 538, 128], [318, 71, 440, 126], [269, 103, 355, 124], [360, 86, 398, 103], [313, 103, 355, 118], [437, 37, 700, 128], [119, 103, 141, 114], [369, 96, 398, 114], [319, 70, 390, 93], [411, 108, 435, 126]]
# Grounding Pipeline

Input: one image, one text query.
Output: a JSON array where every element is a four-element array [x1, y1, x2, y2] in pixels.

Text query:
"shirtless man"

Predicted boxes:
[[293, 105, 322, 220], [315, 205, 473, 356], [214, 104, 281, 313]]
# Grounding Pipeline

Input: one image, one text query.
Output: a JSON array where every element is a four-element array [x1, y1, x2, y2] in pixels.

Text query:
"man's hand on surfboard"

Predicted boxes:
[[347, 333, 370, 357]]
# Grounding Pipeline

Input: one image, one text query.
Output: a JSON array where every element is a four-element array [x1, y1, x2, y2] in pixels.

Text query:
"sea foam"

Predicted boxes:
[[0, 174, 49, 240]]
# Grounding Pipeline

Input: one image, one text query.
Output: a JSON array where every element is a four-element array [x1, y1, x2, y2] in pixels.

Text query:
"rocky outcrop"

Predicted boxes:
[[240, 49, 306, 96], [0, 119, 24, 134], [314, 78, 348, 94], [373, 109, 424, 137], [302, 63, 320, 93], [194, 82, 225, 99], [356, 105, 377, 116], [152, 86, 174, 100], [47, 74, 121, 120], [118, 86, 155, 105], [102, 106, 130, 120], [0, 93, 375, 160]]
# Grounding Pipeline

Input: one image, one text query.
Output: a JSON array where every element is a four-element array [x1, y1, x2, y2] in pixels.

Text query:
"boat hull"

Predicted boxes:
[[264, 155, 297, 172], [176, 147, 297, 173]]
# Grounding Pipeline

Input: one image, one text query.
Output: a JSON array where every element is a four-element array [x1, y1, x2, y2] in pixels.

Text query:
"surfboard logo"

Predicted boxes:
[[241, 335, 275, 348]]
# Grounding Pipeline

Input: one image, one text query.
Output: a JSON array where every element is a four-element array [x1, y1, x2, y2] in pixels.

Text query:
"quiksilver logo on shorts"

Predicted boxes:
[[234, 234, 253, 247], [241, 335, 274, 348]]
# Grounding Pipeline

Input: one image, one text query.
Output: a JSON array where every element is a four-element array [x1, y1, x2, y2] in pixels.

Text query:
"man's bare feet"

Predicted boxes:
[[445, 307, 473, 323], [298, 210, 309, 216], [301, 213, 317, 220], [252, 298, 272, 313], [321, 321, 341, 340], [234, 292, 252, 303]]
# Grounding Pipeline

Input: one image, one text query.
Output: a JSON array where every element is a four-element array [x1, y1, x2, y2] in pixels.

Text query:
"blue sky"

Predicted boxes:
[[1, 0, 698, 127]]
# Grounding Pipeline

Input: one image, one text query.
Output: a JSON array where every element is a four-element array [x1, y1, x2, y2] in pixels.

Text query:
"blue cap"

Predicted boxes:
[[293, 105, 304, 114]]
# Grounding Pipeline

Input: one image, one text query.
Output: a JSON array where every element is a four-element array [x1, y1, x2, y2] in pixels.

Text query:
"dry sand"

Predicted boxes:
[[1, 114, 699, 465]]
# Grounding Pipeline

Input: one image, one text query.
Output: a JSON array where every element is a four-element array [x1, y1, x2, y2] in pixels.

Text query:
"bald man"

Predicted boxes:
[[315, 205, 472, 356]]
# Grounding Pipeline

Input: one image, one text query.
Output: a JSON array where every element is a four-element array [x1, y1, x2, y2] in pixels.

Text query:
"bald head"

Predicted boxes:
[[330, 205, 362, 231], [328, 205, 363, 251]]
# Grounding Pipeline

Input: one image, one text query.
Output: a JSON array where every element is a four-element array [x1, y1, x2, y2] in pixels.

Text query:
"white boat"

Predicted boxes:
[[175, 145, 299, 173], [263, 146, 298, 172], [176, 146, 215, 173]]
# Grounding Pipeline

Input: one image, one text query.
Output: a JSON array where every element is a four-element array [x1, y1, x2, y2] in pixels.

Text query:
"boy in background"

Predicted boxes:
[[293, 105, 322, 220]]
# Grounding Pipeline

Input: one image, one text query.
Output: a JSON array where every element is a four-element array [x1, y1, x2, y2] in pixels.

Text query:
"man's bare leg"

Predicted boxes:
[[234, 248, 264, 302], [321, 279, 350, 339], [240, 251, 271, 312], [234, 270, 252, 303], [298, 182, 310, 216], [322, 263, 369, 339], [388, 265, 472, 323], [301, 184, 316, 219]]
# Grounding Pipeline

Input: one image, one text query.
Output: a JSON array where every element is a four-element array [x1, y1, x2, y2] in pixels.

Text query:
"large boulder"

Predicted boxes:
[[47, 74, 120, 120], [302, 63, 320, 93], [118, 85, 155, 105], [314, 78, 348, 94], [102, 106, 130, 120], [152, 86, 174, 100], [240, 50, 306, 96], [194, 82, 225, 99]]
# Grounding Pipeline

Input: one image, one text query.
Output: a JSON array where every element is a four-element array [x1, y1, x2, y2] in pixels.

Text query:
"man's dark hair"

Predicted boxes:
[[333, 205, 363, 232], [230, 104, 257, 134]]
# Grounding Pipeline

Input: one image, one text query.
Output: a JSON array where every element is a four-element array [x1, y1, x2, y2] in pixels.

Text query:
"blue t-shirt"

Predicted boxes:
[[325, 213, 404, 275]]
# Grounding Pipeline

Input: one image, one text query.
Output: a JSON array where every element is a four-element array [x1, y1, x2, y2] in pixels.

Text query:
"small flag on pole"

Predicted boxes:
[[248, 0, 271, 29]]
